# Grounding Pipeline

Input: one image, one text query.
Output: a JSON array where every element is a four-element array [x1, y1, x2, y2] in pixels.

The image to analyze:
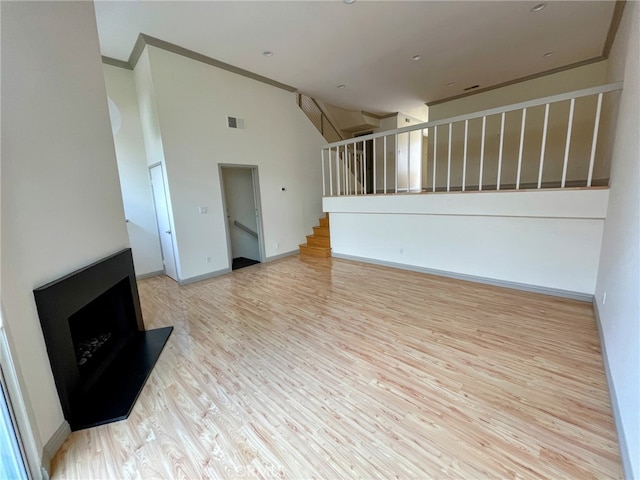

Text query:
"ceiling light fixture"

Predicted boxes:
[[543, 51, 554, 57], [447, 82, 455, 87], [530, 3, 546, 12], [343, 0, 356, 4], [337, 84, 346, 89], [262, 51, 274, 57], [411, 54, 422, 61]]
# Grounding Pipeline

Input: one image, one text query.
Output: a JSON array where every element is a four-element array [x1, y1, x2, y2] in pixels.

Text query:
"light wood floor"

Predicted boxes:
[[51, 256, 622, 479]]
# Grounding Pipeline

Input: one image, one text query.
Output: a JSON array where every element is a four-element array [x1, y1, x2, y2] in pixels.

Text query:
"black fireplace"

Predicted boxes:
[[34, 248, 172, 431]]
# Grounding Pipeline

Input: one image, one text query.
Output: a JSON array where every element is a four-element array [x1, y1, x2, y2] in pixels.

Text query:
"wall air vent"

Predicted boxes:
[[226, 116, 245, 129]]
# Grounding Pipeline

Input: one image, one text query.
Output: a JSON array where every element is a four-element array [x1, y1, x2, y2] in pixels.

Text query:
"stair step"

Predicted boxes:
[[299, 244, 331, 258], [313, 226, 330, 237], [306, 235, 330, 248], [319, 217, 329, 228]]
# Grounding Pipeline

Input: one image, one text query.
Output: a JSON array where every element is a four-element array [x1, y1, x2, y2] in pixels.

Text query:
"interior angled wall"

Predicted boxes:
[[594, 2, 640, 478], [139, 45, 325, 282], [1, 0, 129, 459], [103, 64, 164, 277]]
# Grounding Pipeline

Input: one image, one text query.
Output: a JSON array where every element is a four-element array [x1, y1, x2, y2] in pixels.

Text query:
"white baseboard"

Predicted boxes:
[[41, 420, 70, 478], [592, 300, 632, 480], [266, 250, 298, 262], [136, 270, 164, 280], [178, 267, 231, 285], [331, 253, 594, 302]]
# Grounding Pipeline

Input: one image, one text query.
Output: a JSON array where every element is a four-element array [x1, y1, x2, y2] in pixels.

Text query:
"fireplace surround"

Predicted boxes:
[[34, 248, 172, 431]]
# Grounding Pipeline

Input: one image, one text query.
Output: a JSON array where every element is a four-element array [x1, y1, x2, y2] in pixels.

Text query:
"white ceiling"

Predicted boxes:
[[94, 1, 616, 116]]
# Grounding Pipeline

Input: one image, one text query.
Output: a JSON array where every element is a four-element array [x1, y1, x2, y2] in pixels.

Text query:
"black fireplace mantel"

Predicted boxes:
[[34, 248, 172, 431]]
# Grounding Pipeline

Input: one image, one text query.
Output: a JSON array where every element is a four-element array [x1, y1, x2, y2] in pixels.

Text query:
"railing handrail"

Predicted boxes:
[[309, 96, 345, 142], [322, 82, 623, 149], [297, 92, 345, 142], [233, 220, 258, 238]]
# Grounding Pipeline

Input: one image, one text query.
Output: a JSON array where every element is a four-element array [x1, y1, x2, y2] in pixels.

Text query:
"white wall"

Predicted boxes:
[[1, 0, 129, 454], [133, 49, 183, 279], [594, 2, 640, 478], [428, 62, 613, 190], [103, 65, 164, 277], [141, 46, 325, 281], [429, 61, 609, 120], [325, 189, 608, 295]]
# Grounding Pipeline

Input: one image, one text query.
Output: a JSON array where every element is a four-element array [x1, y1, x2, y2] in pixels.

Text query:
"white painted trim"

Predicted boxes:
[[40, 421, 70, 479], [136, 270, 164, 281], [592, 300, 632, 480], [265, 250, 299, 263], [322, 82, 623, 148], [0, 314, 42, 480], [178, 268, 231, 286], [332, 253, 594, 302], [323, 188, 610, 219], [218, 164, 268, 267]]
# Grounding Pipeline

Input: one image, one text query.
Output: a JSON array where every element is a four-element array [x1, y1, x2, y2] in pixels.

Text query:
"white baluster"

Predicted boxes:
[[395, 133, 398, 194], [561, 98, 575, 188], [321, 149, 326, 196], [497, 112, 505, 190], [537, 104, 549, 189], [462, 120, 468, 192], [516, 108, 527, 190], [433, 126, 437, 192], [384, 136, 387, 194], [587, 93, 603, 187], [447, 123, 452, 192], [407, 131, 411, 192], [479, 117, 486, 191], [373, 137, 377, 194]]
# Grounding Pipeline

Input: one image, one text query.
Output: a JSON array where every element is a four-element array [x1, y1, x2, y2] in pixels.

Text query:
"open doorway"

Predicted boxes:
[[219, 165, 265, 271]]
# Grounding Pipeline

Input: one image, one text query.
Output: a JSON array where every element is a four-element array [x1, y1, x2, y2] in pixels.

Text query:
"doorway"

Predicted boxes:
[[219, 165, 265, 271], [149, 164, 178, 281]]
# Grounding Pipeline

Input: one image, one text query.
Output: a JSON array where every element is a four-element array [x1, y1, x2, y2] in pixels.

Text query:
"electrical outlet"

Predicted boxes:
[[603, 292, 607, 304], [275, 242, 279, 250], [205, 256, 212, 263], [399, 248, 404, 254]]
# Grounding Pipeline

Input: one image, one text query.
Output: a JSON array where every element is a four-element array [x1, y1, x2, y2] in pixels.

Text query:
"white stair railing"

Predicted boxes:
[[321, 82, 622, 197]]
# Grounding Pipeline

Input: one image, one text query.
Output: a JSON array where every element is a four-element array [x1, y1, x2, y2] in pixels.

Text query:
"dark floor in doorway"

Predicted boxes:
[[232, 257, 260, 270]]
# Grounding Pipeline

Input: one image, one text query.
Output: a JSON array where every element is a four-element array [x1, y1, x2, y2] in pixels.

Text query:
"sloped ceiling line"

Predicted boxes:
[[102, 33, 296, 93]]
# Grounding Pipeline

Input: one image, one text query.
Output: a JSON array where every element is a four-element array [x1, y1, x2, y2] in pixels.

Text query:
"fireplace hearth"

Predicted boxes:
[[34, 248, 172, 431]]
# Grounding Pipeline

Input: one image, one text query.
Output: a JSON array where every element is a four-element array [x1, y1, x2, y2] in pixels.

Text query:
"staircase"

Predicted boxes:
[[299, 213, 331, 258]]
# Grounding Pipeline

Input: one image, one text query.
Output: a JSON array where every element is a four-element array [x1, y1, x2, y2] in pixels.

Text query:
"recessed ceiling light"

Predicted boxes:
[[337, 84, 346, 89], [262, 51, 273, 57], [530, 3, 546, 12], [447, 82, 455, 87], [543, 51, 554, 57], [343, 0, 356, 4], [411, 54, 422, 61]]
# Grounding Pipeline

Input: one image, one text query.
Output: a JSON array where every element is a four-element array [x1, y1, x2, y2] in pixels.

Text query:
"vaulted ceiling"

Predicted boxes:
[[94, 1, 619, 116]]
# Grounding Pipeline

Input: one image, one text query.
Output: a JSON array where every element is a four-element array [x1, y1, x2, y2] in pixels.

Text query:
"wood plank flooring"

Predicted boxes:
[[51, 256, 622, 479]]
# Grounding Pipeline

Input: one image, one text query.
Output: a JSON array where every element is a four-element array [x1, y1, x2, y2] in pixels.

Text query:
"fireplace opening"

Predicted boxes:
[[34, 248, 173, 431], [68, 278, 138, 393]]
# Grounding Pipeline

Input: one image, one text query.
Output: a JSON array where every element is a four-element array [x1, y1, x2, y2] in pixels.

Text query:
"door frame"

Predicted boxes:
[[148, 163, 178, 280], [218, 164, 266, 268], [0, 318, 40, 479]]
